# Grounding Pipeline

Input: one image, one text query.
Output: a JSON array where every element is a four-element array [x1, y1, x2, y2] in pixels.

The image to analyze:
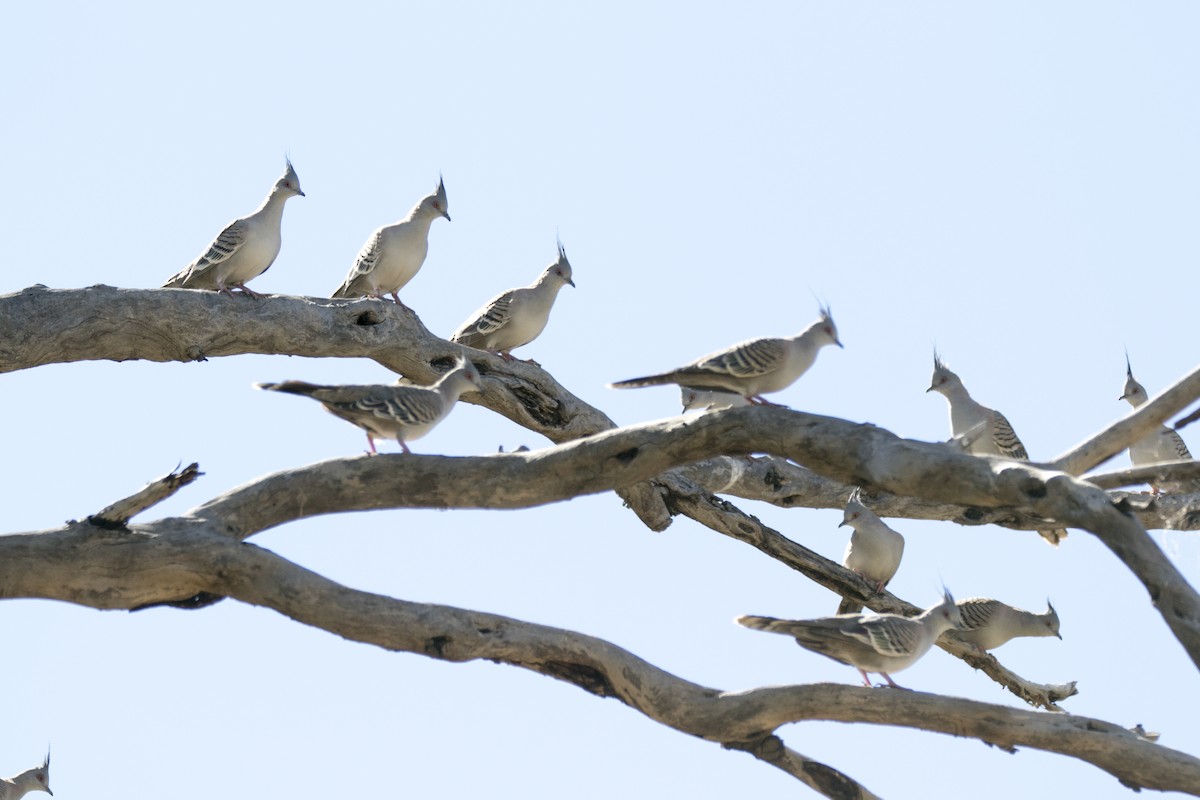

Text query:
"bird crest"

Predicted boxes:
[[1120, 349, 1146, 404], [841, 487, 870, 525], [277, 157, 303, 197], [933, 348, 947, 372]]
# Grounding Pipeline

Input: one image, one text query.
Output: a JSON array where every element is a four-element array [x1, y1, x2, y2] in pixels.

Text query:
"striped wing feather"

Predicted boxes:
[[990, 410, 1028, 459], [339, 388, 444, 426], [695, 337, 786, 378], [853, 616, 921, 657], [335, 230, 384, 295], [1166, 429, 1194, 461], [165, 220, 247, 286], [453, 292, 515, 345], [955, 598, 1000, 633]]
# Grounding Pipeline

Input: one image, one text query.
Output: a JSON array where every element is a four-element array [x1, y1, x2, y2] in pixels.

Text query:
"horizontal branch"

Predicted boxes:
[[169, 406, 1200, 671], [0, 522, 1188, 794], [0, 285, 674, 530]]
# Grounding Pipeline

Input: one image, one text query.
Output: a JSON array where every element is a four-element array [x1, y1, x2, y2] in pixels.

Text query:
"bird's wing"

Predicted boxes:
[[164, 219, 248, 286], [1165, 429, 1193, 461], [452, 291, 515, 344], [334, 229, 385, 295], [694, 337, 787, 378], [955, 598, 1001, 633], [363, 387, 445, 426], [188, 219, 249, 274], [991, 410, 1029, 459], [851, 615, 922, 657]]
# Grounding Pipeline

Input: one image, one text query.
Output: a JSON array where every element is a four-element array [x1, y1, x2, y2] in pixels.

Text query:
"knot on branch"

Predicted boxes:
[[539, 660, 617, 697], [723, 733, 783, 760]]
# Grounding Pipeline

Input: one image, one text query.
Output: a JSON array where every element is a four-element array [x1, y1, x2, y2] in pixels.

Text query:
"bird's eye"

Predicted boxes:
[[851, 512, 860, 520]]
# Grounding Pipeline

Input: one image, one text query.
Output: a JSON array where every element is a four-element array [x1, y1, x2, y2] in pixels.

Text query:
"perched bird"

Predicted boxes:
[[332, 176, 450, 308], [1119, 354, 1200, 494], [836, 488, 905, 615], [451, 240, 575, 361], [737, 591, 961, 689], [927, 352, 1066, 546], [954, 598, 1061, 651], [680, 386, 751, 412], [0, 751, 51, 799], [163, 159, 305, 297], [256, 358, 480, 454], [610, 306, 842, 404]]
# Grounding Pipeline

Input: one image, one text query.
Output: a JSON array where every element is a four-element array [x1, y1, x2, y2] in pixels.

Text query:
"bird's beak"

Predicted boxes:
[[297, 189, 306, 197], [1118, 393, 1128, 401], [442, 210, 452, 221], [925, 385, 935, 393], [1055, 632, 1062, 640], [837, 520, 848, 528], [568, 278, 576, 288], [835, 338, 844, 349]]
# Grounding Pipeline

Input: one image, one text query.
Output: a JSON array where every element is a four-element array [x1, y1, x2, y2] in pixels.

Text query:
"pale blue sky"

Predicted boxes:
[[2, 3, 1198, 798]]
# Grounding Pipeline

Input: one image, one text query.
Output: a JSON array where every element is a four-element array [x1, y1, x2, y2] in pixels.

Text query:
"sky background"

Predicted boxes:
[[2, 2, 1198, 798]]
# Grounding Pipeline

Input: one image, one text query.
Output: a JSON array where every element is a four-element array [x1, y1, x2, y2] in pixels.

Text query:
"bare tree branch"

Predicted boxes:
[[0, 520, 1191, 794], [1085, 461, 1200, 491], [156, 407, 1199, 670], [0, 285, 675, 530], [87, 463, 203, 529]]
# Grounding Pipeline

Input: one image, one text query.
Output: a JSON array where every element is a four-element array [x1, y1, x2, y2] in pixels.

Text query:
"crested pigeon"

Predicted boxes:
[[163, 159, 304, 297], [332, 176, 450, 309], [680, 386, 751, 412], [0, 752, 51, 799], [610, 306, 842, 404], [1119, 353, 1200, 494], [737, 591, 961, 689], [256, 358, 479, 454], [927, 352, 1067, 546], [836, 488, 905, 615], [953, 597, 1061, 651], [450, 240, 575, 361]]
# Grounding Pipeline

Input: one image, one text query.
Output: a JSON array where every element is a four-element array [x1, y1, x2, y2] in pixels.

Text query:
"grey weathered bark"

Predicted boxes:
[[4, 285, 1200, 797], [0, 481, 1193, 795]]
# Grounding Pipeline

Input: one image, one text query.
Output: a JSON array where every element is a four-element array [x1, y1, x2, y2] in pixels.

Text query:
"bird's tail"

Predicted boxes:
[[836, 598, 864, 615], [735, 615, 808, 636], [609, 373, 677, 390], [162, 269, 190, 288], [255, 380, 324, 396]]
